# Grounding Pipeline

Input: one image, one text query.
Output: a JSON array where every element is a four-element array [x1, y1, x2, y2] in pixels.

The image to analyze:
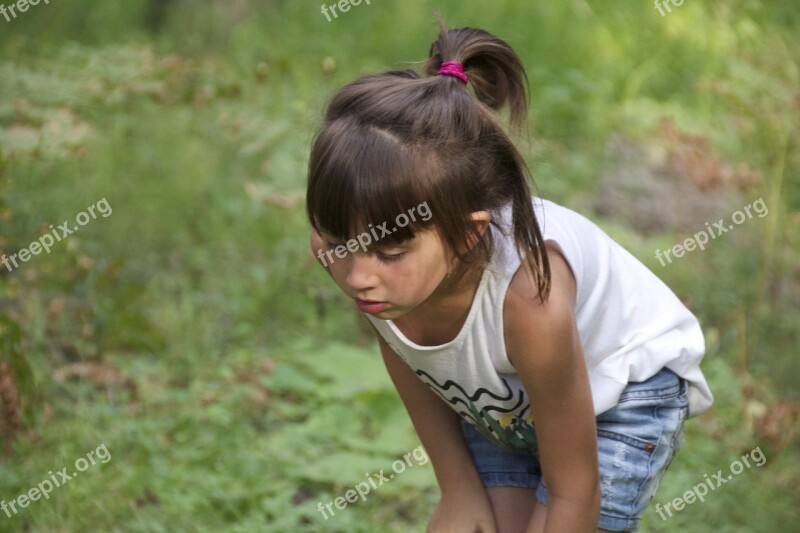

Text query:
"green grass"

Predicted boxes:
[[0, 1, 798, 531]]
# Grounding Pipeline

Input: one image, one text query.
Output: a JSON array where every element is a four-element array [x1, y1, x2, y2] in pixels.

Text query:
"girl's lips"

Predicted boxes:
[[355, 298, 389, 314]]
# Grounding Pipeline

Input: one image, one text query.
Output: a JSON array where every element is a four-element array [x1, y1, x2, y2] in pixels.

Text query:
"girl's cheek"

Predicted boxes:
[[328, 263, 349, 284], [329, 258, 367, 291], [309, 229, 325, 254]]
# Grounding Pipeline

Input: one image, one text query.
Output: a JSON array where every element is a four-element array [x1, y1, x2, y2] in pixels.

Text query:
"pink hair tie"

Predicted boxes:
[[438, 61, 468, 84]]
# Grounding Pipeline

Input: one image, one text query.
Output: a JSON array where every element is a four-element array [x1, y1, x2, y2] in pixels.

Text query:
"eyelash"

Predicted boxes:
[[377, 251, 405, 263]]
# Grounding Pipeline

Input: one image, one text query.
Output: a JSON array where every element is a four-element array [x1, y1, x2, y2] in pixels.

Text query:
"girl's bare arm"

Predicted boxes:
[[504, 248, 601, 533], [377, 335, 497, 533]]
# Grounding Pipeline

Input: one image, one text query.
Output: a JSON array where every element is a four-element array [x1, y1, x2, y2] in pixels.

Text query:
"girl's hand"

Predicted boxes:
[[427, 488, 497, 533]]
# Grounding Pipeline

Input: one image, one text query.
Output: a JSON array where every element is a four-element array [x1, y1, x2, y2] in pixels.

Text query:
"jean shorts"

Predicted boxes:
[[460, 367, 689, 532]]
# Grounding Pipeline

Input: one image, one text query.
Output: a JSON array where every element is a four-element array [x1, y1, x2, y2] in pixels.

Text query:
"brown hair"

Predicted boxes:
[[306, 22, 551, 301]]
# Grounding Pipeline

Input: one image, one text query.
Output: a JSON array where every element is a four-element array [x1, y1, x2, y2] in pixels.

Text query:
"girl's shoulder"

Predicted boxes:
[[502, 244, 578, 360]]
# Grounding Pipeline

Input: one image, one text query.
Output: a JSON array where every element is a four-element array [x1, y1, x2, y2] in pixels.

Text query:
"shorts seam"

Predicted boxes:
[[616, 383, 682, 402], [598, 512, 640, 531]]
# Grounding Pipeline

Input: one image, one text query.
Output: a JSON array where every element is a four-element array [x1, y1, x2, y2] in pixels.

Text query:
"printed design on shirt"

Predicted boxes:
[[415, 369, 539, 451]]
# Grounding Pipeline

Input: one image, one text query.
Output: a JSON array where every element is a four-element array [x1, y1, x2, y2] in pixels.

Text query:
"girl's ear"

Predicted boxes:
[[469, 210, 491, 235], [461, 210, 491, 253]]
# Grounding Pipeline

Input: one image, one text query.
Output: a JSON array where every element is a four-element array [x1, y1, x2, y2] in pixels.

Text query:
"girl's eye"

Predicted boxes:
[[325, 241, 341, 250], [377, 251, 405, 263]]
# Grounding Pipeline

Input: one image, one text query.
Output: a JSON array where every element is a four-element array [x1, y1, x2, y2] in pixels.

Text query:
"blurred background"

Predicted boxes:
[[0, 0, 798, 531]]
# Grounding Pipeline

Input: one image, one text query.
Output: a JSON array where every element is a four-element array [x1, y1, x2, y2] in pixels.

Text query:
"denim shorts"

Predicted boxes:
[[460, 367, 689, 532]]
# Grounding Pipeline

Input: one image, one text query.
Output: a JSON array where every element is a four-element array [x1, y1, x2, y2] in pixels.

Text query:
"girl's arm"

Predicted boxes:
[[504, 247, 601, 533], [377, 334, 497, 533], [311, 228, 495, 530]]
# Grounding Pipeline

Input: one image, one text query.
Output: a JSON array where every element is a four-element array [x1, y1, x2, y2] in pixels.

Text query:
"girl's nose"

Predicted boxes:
[[345, 255, 379, 291]]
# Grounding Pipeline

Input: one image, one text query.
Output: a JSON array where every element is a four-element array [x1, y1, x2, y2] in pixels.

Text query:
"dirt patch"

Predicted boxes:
[[593, 117, 761, 236]]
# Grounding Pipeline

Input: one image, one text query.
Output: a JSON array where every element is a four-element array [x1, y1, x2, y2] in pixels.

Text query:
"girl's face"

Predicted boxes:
[[311, 227, 453, 320]]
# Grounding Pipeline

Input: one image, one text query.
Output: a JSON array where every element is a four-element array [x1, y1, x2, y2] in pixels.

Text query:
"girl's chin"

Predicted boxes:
[[369, 306, 411, 320]]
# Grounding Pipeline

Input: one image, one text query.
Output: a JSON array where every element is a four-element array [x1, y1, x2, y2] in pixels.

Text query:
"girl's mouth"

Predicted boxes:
[[355, 298, 389, 314]]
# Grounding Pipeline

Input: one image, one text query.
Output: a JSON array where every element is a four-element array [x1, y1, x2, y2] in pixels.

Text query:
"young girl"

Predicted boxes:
[[306, 23, 713, 533]]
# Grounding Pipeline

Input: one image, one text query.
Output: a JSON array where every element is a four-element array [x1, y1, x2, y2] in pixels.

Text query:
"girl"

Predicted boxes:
[[306, 23, 713, 533]]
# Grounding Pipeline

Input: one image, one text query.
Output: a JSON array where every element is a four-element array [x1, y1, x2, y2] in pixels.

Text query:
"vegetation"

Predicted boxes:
[[0, 1, 798, 531]]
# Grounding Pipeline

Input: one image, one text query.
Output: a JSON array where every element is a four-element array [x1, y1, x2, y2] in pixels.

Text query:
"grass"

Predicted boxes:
[[0, 1, 798, 531]]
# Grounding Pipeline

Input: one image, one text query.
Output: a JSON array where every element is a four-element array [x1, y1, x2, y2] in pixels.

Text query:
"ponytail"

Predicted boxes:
[[424, 23, 529, 129]]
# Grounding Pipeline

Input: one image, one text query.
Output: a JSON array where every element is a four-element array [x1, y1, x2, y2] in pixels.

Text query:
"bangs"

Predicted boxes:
[[307, 119, 437, 247]]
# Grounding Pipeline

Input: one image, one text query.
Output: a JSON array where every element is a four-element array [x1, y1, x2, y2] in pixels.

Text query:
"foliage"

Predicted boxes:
[[0, 1, 798, 531]]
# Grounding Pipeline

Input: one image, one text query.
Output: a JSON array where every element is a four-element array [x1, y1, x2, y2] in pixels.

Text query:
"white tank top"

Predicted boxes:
[[366, 197, 713, 450]]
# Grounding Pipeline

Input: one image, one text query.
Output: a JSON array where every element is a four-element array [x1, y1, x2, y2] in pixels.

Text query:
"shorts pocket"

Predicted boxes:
[[594, 369, 690, 525], [597, 428, 657, 454]]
